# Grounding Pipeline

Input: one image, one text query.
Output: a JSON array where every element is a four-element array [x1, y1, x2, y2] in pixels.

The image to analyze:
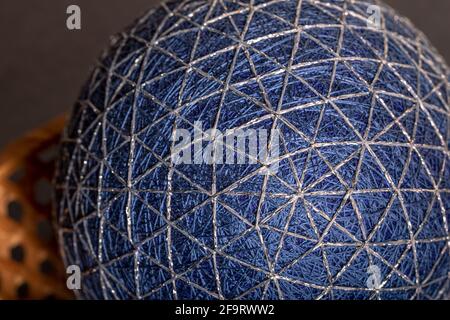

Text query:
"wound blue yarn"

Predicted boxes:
[[54, 0, 450, 300]]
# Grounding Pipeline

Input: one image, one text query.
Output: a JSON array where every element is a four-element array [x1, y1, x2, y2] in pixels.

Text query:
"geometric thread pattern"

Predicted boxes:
[[54, 0, 450, 299]]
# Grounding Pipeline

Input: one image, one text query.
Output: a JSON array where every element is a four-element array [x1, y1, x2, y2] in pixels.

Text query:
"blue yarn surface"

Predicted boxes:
[[55, 0, 450, 300]]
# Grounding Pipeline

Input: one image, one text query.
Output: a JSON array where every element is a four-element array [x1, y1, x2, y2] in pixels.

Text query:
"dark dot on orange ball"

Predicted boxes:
[[7, 201, 23, 222], [10, 245, 25, 263], [39, 259, 55, 275], [16, 282, 29, 299]]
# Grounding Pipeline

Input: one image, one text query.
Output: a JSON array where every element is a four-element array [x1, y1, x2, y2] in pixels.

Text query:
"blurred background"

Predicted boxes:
[[0, 0, 449, 148]]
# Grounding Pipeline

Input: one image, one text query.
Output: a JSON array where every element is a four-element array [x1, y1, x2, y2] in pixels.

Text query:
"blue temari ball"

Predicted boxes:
[[54, 0, 450, 300]]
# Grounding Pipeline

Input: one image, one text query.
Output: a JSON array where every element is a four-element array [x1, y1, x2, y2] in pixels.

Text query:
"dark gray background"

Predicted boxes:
[[0, 0, 449, 148]]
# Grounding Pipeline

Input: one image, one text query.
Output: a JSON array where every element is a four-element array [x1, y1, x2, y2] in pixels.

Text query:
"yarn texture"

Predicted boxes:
[[54, 0, 450, 300]]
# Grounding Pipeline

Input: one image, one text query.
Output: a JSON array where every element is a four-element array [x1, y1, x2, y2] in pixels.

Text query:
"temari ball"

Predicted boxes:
[[54, 0, 450, 300]]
